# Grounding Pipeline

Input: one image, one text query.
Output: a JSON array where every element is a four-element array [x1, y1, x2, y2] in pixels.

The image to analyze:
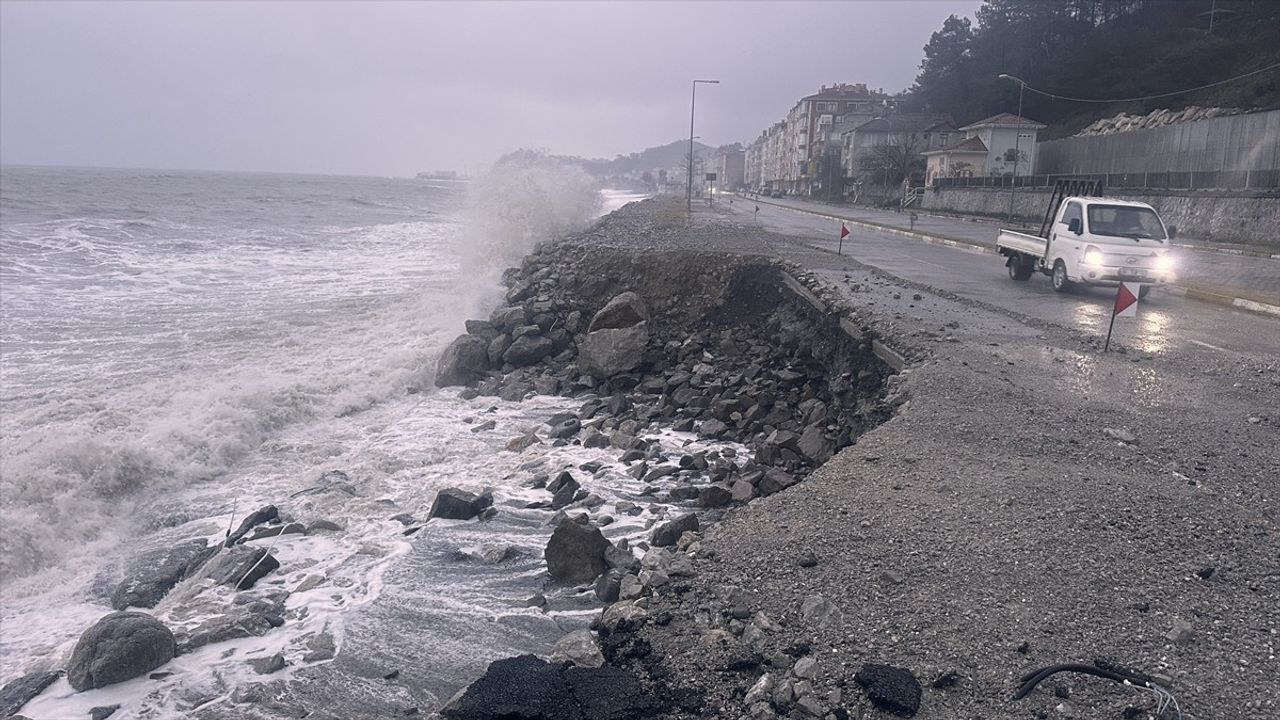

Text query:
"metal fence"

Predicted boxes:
[[933, 168, 1280, 191], [1032, 109, 1280, 188]]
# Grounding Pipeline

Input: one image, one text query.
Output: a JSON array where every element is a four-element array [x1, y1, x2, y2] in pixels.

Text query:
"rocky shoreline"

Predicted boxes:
[[9, 197, 1275, 720], [424, 201, 922, 719]]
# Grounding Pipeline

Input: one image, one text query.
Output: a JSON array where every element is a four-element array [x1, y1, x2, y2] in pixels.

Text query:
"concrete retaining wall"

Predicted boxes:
[[918, 186, 1280, 249]]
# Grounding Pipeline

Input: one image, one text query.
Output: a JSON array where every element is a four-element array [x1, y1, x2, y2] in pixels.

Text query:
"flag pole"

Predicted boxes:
[[1104, 306, 1117, 352]]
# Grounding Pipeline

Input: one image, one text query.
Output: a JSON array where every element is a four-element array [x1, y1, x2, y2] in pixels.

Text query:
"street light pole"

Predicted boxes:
[[688, 79, 720, 214], [998, 73, 1027, 224]]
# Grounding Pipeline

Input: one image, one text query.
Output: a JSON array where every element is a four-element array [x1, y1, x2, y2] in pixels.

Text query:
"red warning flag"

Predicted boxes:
[[840, 224, 850, 240], [1113, 281, 1140, 318]]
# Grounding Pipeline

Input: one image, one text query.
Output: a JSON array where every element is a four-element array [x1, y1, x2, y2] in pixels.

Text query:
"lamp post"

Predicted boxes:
[[997, 73, 1027, 224], [688, 79, 720, 214]]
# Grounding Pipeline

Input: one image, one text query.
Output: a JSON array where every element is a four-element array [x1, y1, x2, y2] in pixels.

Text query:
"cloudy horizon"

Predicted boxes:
[[1, 0, 981, 177]]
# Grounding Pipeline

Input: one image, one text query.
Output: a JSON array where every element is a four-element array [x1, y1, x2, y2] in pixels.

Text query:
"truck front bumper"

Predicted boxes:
[[1079, 266, 1174, 285]]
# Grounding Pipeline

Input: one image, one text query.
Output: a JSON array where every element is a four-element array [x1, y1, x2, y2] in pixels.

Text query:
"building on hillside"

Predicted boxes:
[[919, 113, 1045, 185], [745, 84, 899, 196], [922, 136, 989, 185], [959, 113, 1045, 176], [841, 114, 955, 190], [718, 149, 746, 190]]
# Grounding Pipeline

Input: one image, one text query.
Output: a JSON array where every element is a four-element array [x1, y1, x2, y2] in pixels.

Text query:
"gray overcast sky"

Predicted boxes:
[[1, 0, 980, 177]]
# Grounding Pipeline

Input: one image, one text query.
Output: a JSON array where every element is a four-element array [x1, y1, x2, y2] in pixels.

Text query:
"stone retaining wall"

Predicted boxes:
[[918, 186, 1280, 249]]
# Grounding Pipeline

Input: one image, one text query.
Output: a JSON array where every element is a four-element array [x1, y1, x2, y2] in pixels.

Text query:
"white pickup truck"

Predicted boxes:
[[997, 196, 1177, 296]]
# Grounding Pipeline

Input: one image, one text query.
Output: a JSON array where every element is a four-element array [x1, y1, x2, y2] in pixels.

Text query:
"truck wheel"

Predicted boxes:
[[1007, 255, 1033, 281], [1051, 260, 1072, 293], [1138, 284, 1152, 299]]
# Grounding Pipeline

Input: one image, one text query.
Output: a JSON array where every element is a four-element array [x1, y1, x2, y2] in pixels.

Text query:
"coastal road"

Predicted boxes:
[[722, 199, 1280, 359]]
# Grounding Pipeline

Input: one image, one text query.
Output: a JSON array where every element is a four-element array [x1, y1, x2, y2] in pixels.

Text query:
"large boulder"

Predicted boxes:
[[442, 654, 661, 720], [545, 520, 611, 584], [428, 488, 493, 521], [588, 292, 649, 332], [435, 334, 490, 387], [577, 324, 648, 379], [109, 539, 211, 610], [67, 612, 176, 691], [202, 546, 280, 590], [503, 334, 554, 367], [0, 671, 61, 716], [650, 513, 699, 547]]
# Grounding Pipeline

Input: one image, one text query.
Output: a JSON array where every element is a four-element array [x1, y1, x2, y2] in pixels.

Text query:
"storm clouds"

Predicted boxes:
[[1, 1, 978, 176]]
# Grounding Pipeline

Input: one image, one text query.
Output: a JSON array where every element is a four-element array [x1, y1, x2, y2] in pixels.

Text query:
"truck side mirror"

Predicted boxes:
[[1167, 224, 1178, 239], [1068, 218, 1082, 234]]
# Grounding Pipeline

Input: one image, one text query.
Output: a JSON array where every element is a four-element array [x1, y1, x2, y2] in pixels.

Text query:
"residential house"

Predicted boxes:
[[841, 114, 955, 188], [920, 113, 1046, 185], [922, 136, 990, 185]]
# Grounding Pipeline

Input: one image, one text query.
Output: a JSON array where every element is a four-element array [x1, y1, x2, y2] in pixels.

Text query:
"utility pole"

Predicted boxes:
[[688, 79, 720, 214], [998, 73, 1027, 224]]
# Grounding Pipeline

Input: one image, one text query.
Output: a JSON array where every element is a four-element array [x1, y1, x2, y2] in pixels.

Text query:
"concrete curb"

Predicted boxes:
[[748, 196, 1280, 319]]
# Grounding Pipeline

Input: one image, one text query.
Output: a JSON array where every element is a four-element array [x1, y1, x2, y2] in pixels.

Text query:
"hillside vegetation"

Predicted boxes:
[[908, 0, 1280, 138]]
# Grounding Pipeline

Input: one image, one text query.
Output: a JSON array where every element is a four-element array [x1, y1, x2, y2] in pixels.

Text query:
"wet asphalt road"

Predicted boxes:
[[722, 200, 1280, 360]]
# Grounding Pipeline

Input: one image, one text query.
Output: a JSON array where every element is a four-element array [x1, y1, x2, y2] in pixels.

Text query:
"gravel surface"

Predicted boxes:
[[590, 199, 1280, 720]]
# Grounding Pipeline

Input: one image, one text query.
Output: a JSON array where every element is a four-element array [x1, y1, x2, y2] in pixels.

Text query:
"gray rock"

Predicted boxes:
[[800, 595, 843, 628], [730, 479, 757, 502], [588, 291, 649, 332], [0, 670, 61, 717], [464, 319, 498, 341], [854, 663, 921, 717], [580, 427, 611, 449], [758, 469, 799, 496], [700, 419, 730, 438], [247, 653, 286, 675], [699, 485, 733, 508], [506, 432, 541, 452], [241, 522, 306, 542], [797, 423, 832, 464], [503, 334, 554, 367], [203, 546, 280, 590], [545, 520, 611, 584], [488, 305, 527, 333], [304, 631, 336, 662], [594, 570, 622, 602], [428, 488, 493, 521], [793, 657, 817, 679], [548, 416, 582, 439], [549, 628, 605, 668], [306, 519, 343, 532], [224, 505, 278, 547], [108, 538, 210, 610], [651, 512, 698, 547], [89, 705, 121, 720], [577, 324, 648, 379], [487, 334, 512, 366], [67, 612, 176, 691], [176, 591, 286, 653], [435, 334, 491, 387]]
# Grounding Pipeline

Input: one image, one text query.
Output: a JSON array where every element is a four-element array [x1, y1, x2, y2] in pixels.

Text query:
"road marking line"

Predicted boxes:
[[1190, 339, 1230, 353]]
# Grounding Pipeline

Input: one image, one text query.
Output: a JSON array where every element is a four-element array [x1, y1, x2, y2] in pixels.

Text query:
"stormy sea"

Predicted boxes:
[[0, 163, 659, 717]]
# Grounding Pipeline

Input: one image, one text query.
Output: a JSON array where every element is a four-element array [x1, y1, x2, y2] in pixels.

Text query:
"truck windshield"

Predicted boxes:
[[1086, 205, 1166, 241]]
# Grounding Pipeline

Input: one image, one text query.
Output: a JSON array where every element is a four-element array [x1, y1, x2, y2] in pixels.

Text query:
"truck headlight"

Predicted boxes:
[[1155, 254, 1175, 272], [1083, 247, 1104, 265]]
